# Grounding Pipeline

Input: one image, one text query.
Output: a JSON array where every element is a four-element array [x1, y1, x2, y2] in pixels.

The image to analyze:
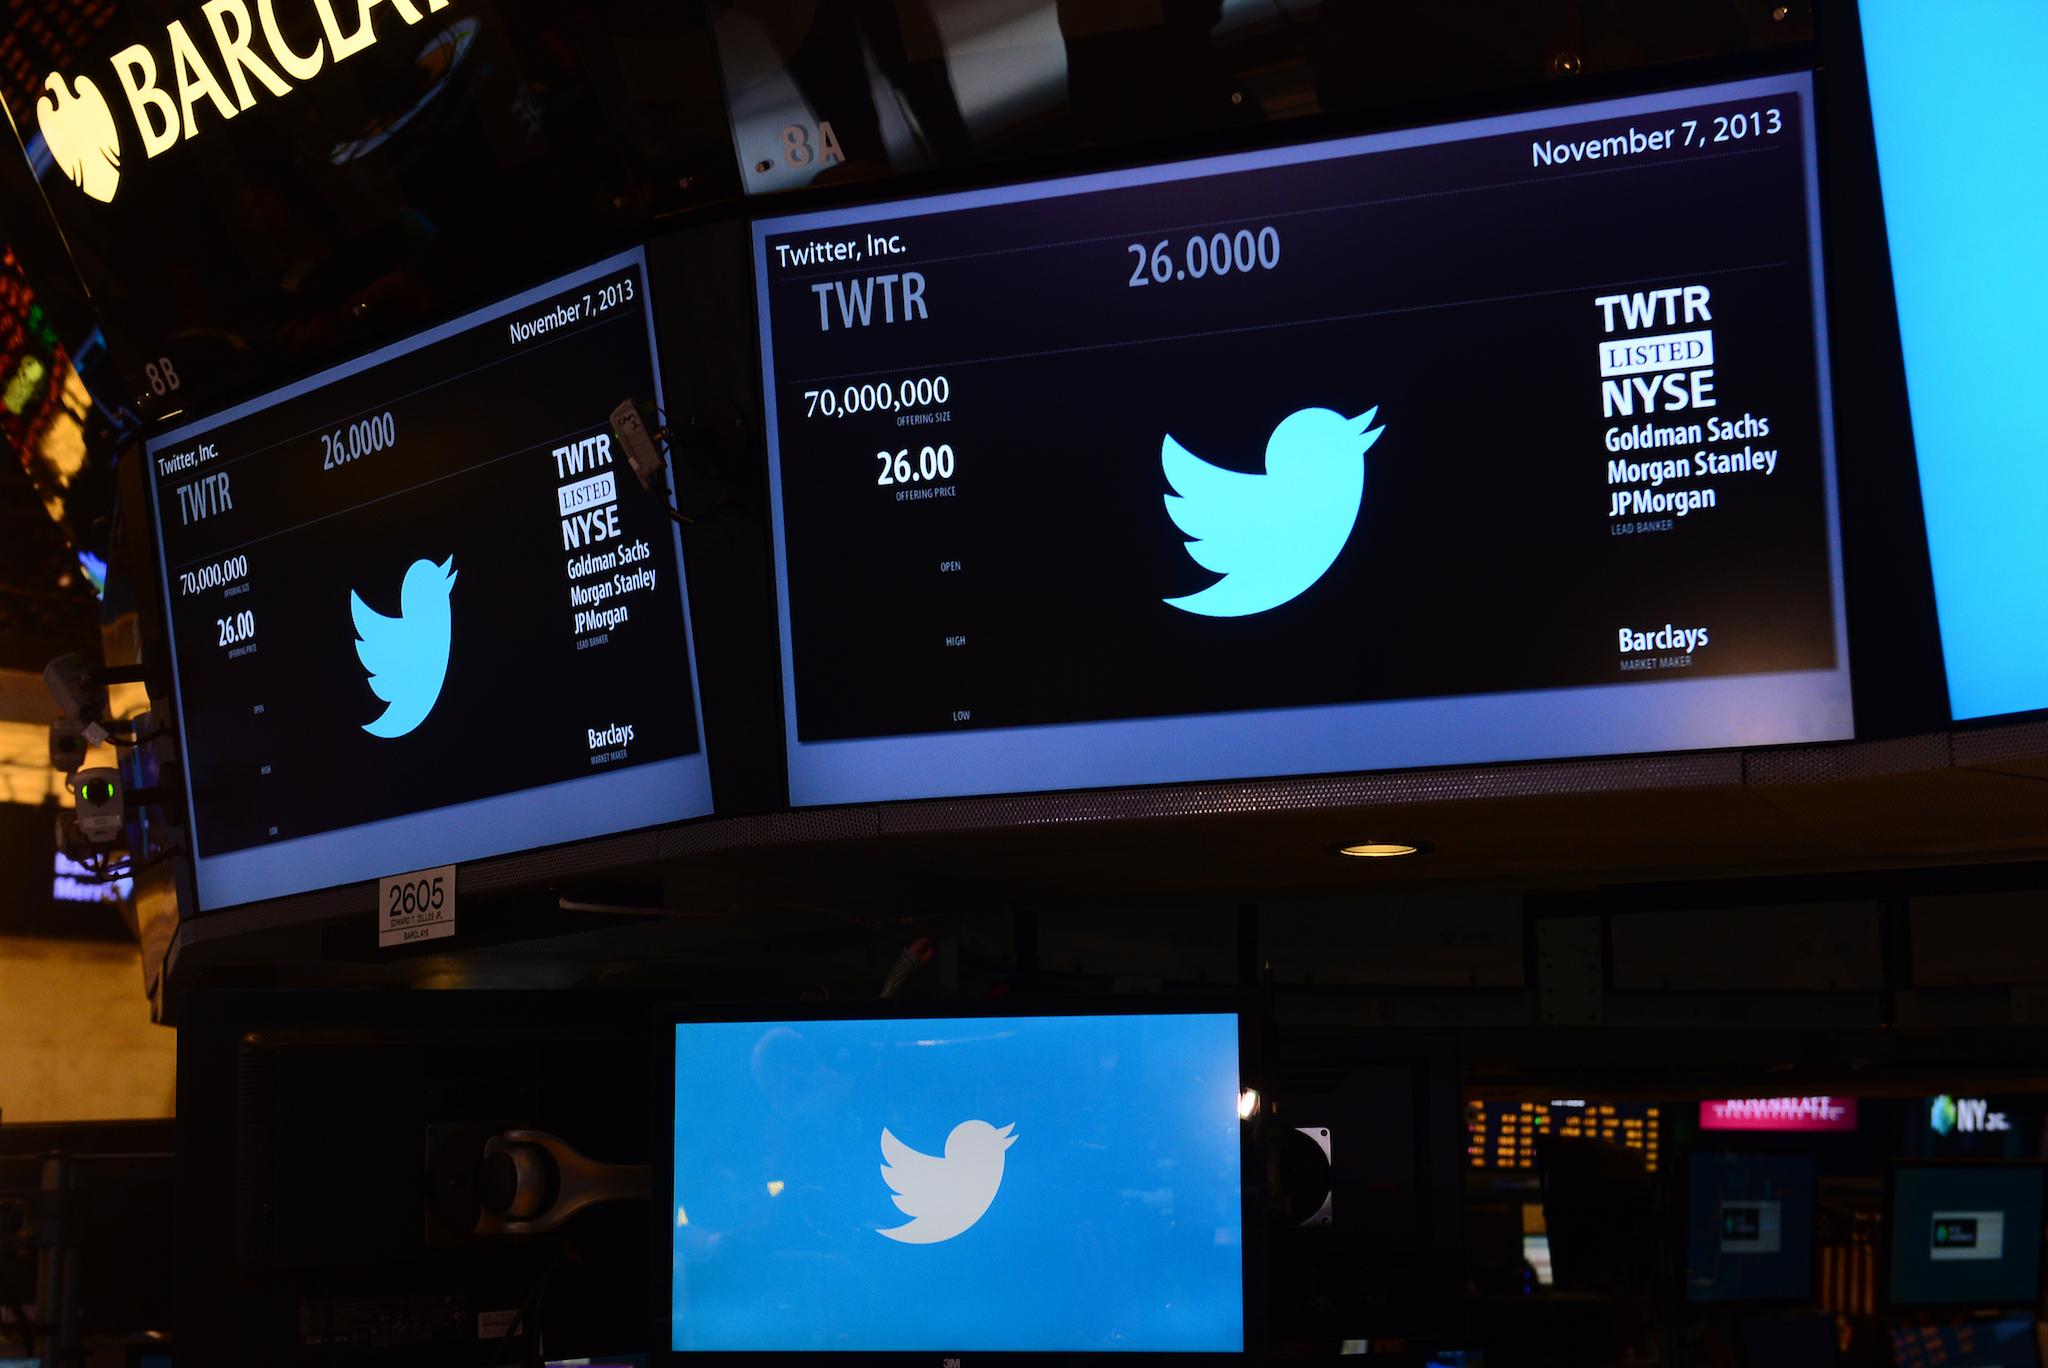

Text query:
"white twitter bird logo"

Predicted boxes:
[[1163, 405, 1385, 618], [876, 1120, 1017, 1244], [350, 556, 458, 739]]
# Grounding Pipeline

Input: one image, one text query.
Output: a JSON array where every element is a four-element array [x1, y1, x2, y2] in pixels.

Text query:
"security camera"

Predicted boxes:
[[44, 653, 108, 741], [67, 767, 123, 844], [49, 718, 89, 775]]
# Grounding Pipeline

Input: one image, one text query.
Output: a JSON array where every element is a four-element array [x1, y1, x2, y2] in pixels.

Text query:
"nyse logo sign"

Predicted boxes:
[[39, 0, 459, 204], [1930, 1094, 2011, 1137]]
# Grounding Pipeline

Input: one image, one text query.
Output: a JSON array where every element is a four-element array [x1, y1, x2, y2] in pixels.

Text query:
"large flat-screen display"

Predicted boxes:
[[1889, 1165, 2047, 1309], [666, 1010, 1246, 1354], [143, 249, 711, 911], [751, 72, 1852, 806], [1859, 1, 2048, 721], [1684, 1152, 1816, 1304]]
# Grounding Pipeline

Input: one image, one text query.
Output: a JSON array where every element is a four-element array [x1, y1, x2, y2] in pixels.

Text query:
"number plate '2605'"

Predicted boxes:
[[377, 864, 455, 949]]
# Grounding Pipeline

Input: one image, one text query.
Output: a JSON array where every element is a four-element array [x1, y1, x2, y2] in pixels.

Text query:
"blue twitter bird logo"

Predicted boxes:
[[1162, 406, 1384, 617], [350, 556, 458, 739]]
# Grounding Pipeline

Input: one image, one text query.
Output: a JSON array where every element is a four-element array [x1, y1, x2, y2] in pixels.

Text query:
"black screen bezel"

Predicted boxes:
[[1883, 1160, 2048, 1313], [734, 41, 1958, 809], [1680, 1146, 1821, 1309], [130, 244, 718, 913]]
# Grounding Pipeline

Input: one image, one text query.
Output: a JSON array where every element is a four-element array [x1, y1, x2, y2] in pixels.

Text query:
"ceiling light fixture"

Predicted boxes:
[[1336, 841, 1424, 858]]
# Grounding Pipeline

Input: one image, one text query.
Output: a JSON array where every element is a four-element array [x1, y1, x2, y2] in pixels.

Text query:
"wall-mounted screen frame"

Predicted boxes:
[[752, 72, 1853, 808], [1886, 1162, 2048, 1311], [141, 248, 713, 912], [657, 999, 1258, 1361]]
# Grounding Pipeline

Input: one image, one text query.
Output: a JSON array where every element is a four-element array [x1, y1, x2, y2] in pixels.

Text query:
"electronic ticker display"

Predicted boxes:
[[1464, 1099, 1663, 1173], [144, 249, 711, 911], [753, 73, 1852, 806]]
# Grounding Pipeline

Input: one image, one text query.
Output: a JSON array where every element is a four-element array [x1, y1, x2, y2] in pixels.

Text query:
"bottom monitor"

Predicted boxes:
[[1890, 1165, 2048, 1309], [1684, 1152, 1817, 1304], [667, 1009, 1246, 1354]]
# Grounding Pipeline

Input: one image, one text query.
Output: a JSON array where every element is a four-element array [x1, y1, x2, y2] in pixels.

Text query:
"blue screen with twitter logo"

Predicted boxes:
[[1861, 1, 2048, 720], [670, 1013, 1244, 1352]]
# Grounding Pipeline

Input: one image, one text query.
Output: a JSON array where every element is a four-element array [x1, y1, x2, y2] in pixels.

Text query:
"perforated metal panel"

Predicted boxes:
[[658, 805, 878, 856], [1744, 733, 1954, 785], [1952, 718, 2048, 766], [868, 751, 1746, 838]]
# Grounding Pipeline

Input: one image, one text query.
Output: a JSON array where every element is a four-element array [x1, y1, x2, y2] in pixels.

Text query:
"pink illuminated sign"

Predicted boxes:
[[1699, 1096, 1858, 1132]]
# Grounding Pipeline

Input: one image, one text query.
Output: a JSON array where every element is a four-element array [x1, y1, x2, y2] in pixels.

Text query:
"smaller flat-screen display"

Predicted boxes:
[[1684, 1153, 1815, 1304], [668, 1012, 1244, 1353], [142, 249, 712, 910], [1890, 1166, 2047, 1309]]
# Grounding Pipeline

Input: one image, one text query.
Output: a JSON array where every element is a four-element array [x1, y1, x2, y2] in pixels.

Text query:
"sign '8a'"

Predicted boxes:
[[38, 0, 459, 204]]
